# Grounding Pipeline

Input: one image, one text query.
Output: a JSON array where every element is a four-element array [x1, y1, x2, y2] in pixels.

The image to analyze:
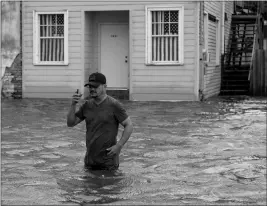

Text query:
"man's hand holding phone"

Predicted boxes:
[[72, 89, 82, 105]]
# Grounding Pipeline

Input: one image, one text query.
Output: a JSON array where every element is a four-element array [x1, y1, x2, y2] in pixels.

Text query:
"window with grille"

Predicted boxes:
[[146, 7, 184, 64], [33, 11, 68, 65]]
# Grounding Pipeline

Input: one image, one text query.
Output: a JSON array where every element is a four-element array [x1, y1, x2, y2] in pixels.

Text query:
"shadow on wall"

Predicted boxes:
[[1, 53, 22, 99]]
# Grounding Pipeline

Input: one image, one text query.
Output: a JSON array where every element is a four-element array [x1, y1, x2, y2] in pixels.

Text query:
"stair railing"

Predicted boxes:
[[248, 31, 257, 81], [248, 1, 263, 92]]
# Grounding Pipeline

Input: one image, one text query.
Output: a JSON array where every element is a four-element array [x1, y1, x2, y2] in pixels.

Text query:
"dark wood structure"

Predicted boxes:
[[220, 1, 266, 96]]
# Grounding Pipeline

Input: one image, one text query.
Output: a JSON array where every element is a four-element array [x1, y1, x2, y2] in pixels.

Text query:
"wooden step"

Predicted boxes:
[[222, 76, 249, 80], [222, 80, 250, 84], [229, 36, 255, 40], [223, 64, 250, 69], [223, 70, 250, 73], [224, 55, 252, 59], [229, 34, 255, 37], [226, 61, 252, 64], [231, 40, 253, 45], [220, 90, 250, 96], [232, 15, 257, 20], [230, 25, 255, 28], [229, 49, 253, 52], [223, 67, 250, 71], [232, 21, 256, 24], [221, 86, 250, 90], [222, 79, 249, 81]]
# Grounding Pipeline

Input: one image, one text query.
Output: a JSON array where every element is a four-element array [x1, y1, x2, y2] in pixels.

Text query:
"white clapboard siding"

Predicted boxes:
[[24, 86, 78, 93], [133, 81, 194, 87], [24, 75, 81, 82], [24, 92, 77, 98], [133, 69, 194, 76], [203, 1, 227, 99], [24, 81, 80, 87], [132, 93, 195, 101], [24, 69, 81, 76], [133, 87, 194, 94], [23, 0, 198, 100], [23, 6, 83, 98], [132, 75, 194, 82], [130, 2, 197, 100], [84, 12, 94, 83]]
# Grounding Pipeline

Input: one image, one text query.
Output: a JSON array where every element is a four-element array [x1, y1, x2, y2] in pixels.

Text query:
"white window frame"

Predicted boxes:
[[33, 10, 69, 65], [145, 5, 184, 65]]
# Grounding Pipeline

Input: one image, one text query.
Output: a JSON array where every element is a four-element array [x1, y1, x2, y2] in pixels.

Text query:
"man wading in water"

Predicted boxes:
[[67, 72, 133, 170]]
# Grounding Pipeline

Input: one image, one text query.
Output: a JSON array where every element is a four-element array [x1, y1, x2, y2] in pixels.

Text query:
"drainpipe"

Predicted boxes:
[[0, 1, 2, 78], [222, 2, 225, 54], [20, 0, 23, 98], [0, 1, 2, 91], [198, 1, 205, 101], [220, 1, 225, 96]]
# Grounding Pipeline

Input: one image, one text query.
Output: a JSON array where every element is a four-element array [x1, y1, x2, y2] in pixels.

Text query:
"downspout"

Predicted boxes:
[[198, 1, 205, 101], [220, 1, 225, 95], [222, 2, 225, 54], [195, 1, 200, 101], [0, 0, 1, 160], [20, 0, 23, 98], [0, 2, 2, 92]]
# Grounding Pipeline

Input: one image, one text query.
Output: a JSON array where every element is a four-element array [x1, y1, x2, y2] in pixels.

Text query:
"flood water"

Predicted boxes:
[[1, 96, 266, 205]]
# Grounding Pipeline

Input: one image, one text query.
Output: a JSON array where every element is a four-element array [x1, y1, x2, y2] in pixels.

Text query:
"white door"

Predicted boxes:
[[100, 24, 129, 88]]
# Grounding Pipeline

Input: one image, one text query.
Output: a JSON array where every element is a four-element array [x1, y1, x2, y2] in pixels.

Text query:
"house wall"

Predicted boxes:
[[131, 2, 198, 101], [203, 1, 233, 99], [23, 8, 83, 98], [84, 12, 93, 98], [22, 1, 198, 100]]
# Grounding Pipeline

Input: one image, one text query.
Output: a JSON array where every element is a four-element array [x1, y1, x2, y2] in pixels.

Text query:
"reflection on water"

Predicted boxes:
[[1, 96, 266, 205]]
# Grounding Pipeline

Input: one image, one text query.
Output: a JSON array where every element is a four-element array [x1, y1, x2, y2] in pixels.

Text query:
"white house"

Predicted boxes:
[[22, 0, 234, 100]]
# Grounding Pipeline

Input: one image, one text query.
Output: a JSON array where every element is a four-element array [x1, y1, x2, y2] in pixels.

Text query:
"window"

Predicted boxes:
[[146, 6, 184, 65], [203, 12, 220, 65], [33, 11, 68, 65]]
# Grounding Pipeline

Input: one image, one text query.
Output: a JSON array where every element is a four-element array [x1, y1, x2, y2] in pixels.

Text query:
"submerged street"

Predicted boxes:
[[1, 96, 266, 205]]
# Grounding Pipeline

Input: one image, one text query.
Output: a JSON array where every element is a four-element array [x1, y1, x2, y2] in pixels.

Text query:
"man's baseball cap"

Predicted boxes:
[[84, 72, 106, 87]]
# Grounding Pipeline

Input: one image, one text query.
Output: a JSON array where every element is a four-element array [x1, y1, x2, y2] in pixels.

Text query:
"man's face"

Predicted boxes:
[[88, 84, 105, 98]]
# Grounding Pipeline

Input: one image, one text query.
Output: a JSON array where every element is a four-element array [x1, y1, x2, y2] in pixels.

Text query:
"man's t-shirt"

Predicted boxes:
[[75, 95, 128, 170]]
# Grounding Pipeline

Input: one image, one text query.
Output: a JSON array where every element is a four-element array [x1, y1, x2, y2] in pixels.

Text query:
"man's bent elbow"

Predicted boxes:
[[67, 121, 74, 127], [67, 118, 75, 127]]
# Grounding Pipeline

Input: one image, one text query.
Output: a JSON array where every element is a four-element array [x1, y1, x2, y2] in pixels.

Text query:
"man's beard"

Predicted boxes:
[[90, 92, 97, 98]]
